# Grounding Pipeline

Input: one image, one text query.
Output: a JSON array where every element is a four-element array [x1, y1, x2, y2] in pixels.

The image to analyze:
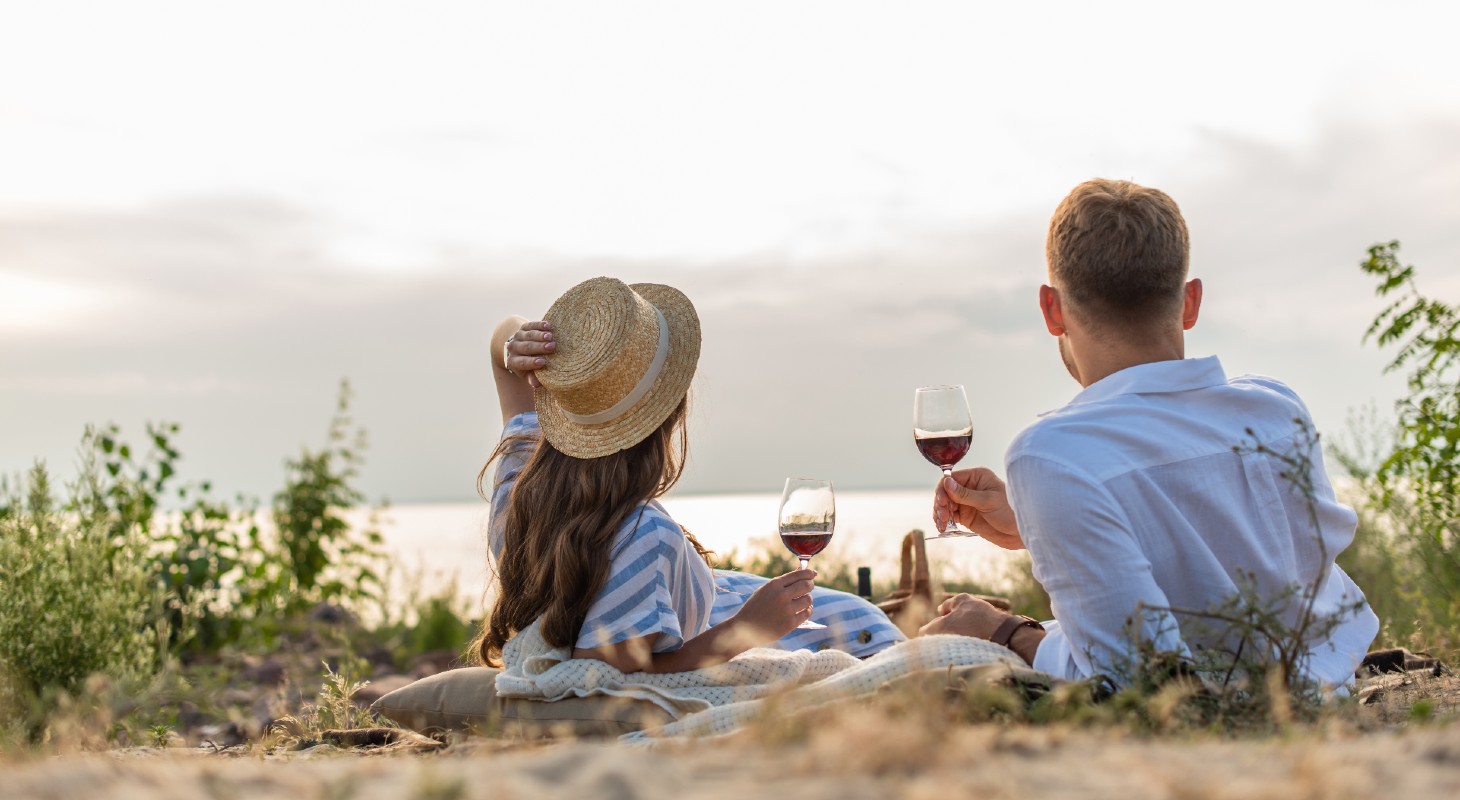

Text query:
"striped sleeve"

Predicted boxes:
[[487, 412, 541, 561], [576, 509, 715, 653]]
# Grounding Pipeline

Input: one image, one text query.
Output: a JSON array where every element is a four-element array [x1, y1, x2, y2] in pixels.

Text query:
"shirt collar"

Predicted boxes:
[[1044, 356, 1227, 414]]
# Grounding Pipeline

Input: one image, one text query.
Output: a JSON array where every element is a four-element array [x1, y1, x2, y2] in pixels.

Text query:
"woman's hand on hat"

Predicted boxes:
[[505, 320, 555, 388], [730, 569, 817, 644]]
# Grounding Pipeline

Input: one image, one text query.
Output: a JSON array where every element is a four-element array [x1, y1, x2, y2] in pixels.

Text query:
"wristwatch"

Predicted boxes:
[[990, 614, 1042, 649]]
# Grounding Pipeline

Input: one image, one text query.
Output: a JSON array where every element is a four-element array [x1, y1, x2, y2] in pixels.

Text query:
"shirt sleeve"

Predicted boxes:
[[1009, 454, 1190, 681], [487, 412, 541, 561], [575, 511, 694, 654]]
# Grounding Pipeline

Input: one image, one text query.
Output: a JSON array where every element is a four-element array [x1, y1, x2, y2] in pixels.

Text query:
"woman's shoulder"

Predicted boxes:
[[609, 500, 688, 558], [502, 411, 541, 439]]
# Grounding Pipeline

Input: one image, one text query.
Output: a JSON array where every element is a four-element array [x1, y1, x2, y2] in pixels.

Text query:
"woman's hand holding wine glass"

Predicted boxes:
[[778, 478, 834, 630], [730, 569, 819, 643]]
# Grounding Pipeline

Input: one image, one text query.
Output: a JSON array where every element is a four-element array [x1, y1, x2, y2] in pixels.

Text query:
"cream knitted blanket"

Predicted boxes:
[[495, 620, 1023, 740]]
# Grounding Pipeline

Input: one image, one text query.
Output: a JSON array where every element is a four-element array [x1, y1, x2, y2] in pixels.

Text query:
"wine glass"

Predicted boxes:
[[914, 385, 976, 539], [778, 477, 833, 630]]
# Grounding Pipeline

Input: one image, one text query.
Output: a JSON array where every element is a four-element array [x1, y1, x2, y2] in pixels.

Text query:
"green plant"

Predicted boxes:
[[62, 379, 388, 657], [0, 461, 168, 739], [148, 724, 173, 748], [370, 570, 476, 668], [1353, 241, 1460, 652], [76, 421, 276, 654], [271, 380, 385, 616], [269, 658, 391, 749]]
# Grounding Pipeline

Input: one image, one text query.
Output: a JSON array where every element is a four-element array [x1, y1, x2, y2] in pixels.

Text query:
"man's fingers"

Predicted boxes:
[[938, 593, 972, 615], [918, 616, 947, 637], [943, 476, 1000, 510]]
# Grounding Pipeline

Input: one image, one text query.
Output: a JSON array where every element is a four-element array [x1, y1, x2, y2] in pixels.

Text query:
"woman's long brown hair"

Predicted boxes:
[[471, 398, 713, 667]]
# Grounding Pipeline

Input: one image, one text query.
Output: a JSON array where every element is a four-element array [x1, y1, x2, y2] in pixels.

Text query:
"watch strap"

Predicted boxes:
[[990, 614, 1041, 649]]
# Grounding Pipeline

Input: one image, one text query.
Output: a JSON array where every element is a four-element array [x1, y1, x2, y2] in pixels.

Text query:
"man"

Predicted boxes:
[[923, 179, 1378, 688]]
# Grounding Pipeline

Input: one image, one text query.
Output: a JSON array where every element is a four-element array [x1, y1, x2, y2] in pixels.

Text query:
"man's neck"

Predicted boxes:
[[1074, 334, 1186, 388]]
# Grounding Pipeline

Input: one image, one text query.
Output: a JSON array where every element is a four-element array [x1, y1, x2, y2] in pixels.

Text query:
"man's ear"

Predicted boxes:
[[1039, 285, 1066, 336], [1181, 278, 1203, 330]]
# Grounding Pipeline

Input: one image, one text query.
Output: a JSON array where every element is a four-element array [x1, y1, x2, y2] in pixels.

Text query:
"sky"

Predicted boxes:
[[1, 1, 1458, 504]]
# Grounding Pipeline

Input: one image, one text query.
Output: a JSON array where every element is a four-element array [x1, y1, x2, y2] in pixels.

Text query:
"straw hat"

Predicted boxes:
[[534, 277, 701, 458]]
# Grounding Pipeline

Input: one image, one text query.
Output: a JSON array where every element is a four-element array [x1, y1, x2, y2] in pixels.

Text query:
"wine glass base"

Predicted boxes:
[[926, 529, 980, 540]]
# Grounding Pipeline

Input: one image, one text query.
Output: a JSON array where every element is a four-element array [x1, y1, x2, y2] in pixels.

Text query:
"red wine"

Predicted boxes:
[[916, 434, 971, 468], [780, 531, 833, 558]]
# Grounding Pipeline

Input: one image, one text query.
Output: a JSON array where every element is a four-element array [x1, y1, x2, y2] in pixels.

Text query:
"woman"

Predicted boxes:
[[473, 277, 903, 673]]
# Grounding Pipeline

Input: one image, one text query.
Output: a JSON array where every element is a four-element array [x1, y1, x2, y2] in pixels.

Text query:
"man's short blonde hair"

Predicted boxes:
[[1046, 179, 1190, 330]]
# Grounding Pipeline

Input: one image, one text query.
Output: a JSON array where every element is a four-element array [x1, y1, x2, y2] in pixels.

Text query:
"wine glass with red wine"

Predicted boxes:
[[778, 477, 833, 630], [914, 385, 976, 539]]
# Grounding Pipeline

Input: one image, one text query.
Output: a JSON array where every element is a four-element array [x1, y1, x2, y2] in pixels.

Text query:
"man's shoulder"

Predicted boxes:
[[1005, 408, 1103, 472], [1226, 371, 1302, 398], [1006, 370, 1314, 473]]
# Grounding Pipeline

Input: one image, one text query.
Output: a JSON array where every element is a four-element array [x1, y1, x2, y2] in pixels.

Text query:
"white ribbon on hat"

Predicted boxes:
[[560, 307, 670, 425]]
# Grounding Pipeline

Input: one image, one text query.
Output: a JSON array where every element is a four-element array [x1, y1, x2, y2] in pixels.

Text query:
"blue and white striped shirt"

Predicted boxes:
[[489, 413, 904, 658]]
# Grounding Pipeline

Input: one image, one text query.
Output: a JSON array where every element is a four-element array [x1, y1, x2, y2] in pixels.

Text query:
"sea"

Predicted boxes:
[[362, 488, 1025, 612]]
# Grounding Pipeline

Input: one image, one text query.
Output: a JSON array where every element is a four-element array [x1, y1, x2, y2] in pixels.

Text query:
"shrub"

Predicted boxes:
[[64, 379, 387, 657], [78, 420, 273, 654], [1347, 242, 1460, 653], [270, 380, 385, 616], [0, 461, 167, 735]]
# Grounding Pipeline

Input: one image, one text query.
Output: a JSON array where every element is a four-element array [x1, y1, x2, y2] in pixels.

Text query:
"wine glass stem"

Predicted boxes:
[[799, 557, 811, 571], [941, 468, 955, 533]]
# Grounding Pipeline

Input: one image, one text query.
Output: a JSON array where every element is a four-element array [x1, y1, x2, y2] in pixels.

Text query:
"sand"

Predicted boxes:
[[4, 659, 1456, 799], [0, 721, 1456, 800]]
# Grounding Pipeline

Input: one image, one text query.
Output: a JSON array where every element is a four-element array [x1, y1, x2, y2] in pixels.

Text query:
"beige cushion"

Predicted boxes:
[[370, 667, 674, 738], [373, 663, 1058, 739], [371, 667, 502, 733], [497, 690, 675, 739]]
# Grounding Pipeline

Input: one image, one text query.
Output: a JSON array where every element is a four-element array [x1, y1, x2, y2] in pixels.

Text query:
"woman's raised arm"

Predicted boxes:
[[490, 315, 537, 424]]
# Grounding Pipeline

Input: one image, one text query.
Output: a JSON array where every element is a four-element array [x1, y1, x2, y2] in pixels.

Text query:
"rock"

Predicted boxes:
[[243, 657, 288, 687], [317, 727, 446, 752], [411, 649, 462, 678], [194, 722, 249, 748], [362, 646, 396, 674], [176, 701, 207, 732], [1359, 647, 1448, 676], [307, 602, 357, 626], [252, 690, 301, 735]]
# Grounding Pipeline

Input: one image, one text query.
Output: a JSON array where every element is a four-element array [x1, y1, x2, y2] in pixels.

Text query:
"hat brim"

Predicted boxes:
[[535, 282, 701, 459]]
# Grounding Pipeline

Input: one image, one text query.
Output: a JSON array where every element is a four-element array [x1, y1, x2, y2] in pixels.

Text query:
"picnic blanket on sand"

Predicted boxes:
[[496, 619, 1025, 740]]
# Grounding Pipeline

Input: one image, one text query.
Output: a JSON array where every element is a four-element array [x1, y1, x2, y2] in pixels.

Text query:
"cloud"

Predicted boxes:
[[0, 111, 1454, 501]]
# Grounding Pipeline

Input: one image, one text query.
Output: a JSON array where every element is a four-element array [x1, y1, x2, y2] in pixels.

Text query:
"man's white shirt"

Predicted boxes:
[[1008, 356, 1379, 686]]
